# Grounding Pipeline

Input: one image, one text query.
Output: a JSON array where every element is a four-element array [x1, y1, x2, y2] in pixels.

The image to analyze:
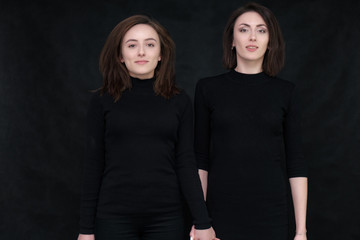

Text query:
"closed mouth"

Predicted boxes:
[[135, 60, 148, 64]]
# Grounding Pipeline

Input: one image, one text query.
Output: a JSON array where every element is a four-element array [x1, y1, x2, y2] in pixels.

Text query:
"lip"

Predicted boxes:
[[246, 45, 258, 52], [135, 60, 149, 65]]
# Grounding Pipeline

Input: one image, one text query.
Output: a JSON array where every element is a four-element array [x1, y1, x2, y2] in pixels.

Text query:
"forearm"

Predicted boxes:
[[198, 169, 208, 200], [289, 177, 308, 234]]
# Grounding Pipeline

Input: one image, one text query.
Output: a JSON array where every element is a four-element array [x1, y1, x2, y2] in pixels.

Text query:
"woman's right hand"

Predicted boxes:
[[77, 234, 95, 240]]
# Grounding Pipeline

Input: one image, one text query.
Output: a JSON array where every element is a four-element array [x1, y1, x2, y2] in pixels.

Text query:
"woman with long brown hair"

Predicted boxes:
[[78, 15, 217, 240], [195, 2, 308, 240]]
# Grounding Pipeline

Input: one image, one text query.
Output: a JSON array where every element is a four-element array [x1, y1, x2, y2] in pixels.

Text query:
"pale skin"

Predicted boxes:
[[232, 11, 269, 74], [196, 11, 308, 240], [290, 177, 308, 240], [120, 24, 161, 79], [78, 234, 94, 240], [78, 23, 217, 240]]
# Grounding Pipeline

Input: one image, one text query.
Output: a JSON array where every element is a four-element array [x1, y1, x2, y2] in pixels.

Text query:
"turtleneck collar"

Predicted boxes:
[[228, 69, 271, 85], [131, 76, 155, 85], [130, 76, 156, 93]]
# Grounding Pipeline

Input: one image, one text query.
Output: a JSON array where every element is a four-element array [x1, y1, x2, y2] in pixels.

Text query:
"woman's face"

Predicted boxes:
[[232, 11, 269, 67], [121, 24, 161, 79]]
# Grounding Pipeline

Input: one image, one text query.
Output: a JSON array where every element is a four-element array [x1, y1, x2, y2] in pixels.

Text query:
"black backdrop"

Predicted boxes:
[[1, 0, 359, 239]]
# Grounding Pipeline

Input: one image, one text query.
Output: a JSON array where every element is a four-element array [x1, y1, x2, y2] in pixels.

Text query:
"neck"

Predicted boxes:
[[129, 72, 155, 80], [235, 59, 263, 74]]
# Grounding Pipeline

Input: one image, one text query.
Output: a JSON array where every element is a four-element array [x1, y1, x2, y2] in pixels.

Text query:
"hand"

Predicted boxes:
[[294, 232, 307, 240], [77, 234, 95, 240], [193, 227, 220, 240], [190, 225, 195, 239]]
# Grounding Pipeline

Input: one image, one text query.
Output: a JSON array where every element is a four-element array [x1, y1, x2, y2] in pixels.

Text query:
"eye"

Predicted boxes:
[[239, 28, 248, 33], [128, 44, 136, 48], [257, 28, 267, 34], [147, 43, 155, 47]]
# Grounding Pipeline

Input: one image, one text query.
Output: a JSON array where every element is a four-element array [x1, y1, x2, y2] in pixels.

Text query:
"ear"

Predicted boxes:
[[158, 56, 161, 61], [120, 58, 124, 63]]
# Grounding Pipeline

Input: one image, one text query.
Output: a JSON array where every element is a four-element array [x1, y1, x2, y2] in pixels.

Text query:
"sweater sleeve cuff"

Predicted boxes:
[[79, 228, 94, 235], [194, 222, 212, 230]]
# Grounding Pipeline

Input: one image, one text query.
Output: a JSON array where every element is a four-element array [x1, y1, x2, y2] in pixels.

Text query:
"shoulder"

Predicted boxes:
[[268, 77, 302, 107], [196, 71, 229, 90], [89, 91, 103, 104], [269, 76, 296, 90], [266, 76, 299, 99], [170, 89, 192, 106], [168, 90, 193, 117], [195, 72, 231, 101]]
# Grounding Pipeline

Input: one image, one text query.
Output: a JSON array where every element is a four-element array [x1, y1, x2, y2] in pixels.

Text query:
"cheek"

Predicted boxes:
[[151, 49, 161, 61], [234, 35, 246, 45], [264, 36, 270, 47], [155, 48, 161, 58], [121, 48, 134, 62]]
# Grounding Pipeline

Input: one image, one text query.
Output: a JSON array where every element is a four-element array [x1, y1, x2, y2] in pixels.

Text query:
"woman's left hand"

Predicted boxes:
[[193, 226, 220, 240]]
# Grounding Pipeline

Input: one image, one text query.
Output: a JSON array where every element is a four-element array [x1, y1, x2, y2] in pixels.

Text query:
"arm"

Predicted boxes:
[[290, 177, 308, 239], [175, 93, 217, 239], [79, 94, 105, 234], [193, 81, 218, 239], [175, 93, 211, 229], [284, 85, 308, 239], [193, 81, 215, 239]]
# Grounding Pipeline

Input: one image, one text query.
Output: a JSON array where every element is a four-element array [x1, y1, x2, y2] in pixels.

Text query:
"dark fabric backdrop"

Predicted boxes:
[[1, 0, 359, 239]]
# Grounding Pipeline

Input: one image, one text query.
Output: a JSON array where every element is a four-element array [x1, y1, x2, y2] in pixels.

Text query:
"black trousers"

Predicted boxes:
[[95, 213, 185, 240]]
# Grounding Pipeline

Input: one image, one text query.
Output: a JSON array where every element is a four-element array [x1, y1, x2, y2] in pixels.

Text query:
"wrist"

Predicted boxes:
[[295, 230, 307, 235]]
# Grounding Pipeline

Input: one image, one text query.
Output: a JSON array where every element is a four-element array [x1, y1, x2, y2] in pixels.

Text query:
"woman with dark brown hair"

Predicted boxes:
[[194, 2, 308, 240], [78, 15, 217, 240]]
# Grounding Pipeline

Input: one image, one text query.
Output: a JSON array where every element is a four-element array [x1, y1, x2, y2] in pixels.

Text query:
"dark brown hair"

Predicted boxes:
[[222, 2, 285, 76], [99, 15, 179, 101]]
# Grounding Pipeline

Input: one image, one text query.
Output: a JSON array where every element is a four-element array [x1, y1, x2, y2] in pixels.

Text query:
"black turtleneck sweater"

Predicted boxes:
[[194, 70, 307, 238], [80, 77, 211, 234]]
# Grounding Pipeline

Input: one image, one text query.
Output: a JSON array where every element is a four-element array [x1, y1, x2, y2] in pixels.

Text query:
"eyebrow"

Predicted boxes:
[[125, 38, 158, 43], [238, 23, 267, 27]]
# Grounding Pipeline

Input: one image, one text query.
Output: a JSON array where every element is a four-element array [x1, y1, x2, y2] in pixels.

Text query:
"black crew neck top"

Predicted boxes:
[[194, 71, 307, 237]]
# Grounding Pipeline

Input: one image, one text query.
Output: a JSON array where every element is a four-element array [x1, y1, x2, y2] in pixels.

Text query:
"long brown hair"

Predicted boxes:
[[222, 2, 285, 76], [99, 15, 179, 101]]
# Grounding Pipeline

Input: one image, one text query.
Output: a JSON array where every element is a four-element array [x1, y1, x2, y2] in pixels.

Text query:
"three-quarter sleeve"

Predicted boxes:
[[175, 93, 211, 229], [283, 85, 308, 178], [79, 94, 105, 234], [194, 80, 211, 171]]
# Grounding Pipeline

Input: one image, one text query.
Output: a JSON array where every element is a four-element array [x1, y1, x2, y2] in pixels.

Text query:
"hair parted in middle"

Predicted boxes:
[[99, 14, 179, 101], [222, 2, 285, 76]]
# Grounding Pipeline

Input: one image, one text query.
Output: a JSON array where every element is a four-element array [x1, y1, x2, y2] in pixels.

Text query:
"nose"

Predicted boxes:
[[249, 31, 256, 41], [138, 45, 145, 56]]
